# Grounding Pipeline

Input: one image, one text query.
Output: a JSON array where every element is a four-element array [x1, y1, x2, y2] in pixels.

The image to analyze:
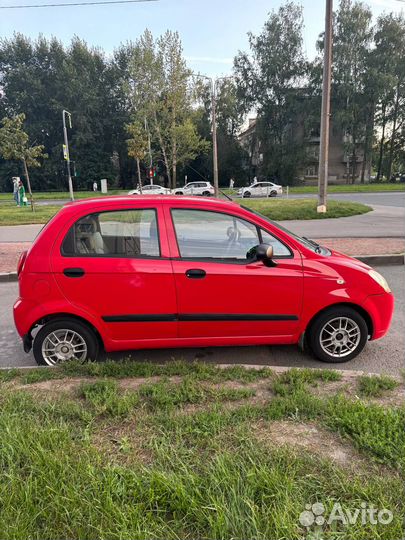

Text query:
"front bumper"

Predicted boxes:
[[362, 292, 395, 340]]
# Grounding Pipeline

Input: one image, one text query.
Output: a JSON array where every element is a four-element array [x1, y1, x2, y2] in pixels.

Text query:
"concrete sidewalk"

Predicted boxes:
[[0, 237, 403, 278]]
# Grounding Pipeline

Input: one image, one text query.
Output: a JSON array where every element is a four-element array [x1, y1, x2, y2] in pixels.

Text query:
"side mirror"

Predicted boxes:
[[246, 243, 277, 267]]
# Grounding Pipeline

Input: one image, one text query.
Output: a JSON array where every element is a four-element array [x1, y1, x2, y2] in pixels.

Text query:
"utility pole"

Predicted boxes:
[[317, 0, 333, 213], [212, 79, 219, 197], [62, 110, 74, 201]]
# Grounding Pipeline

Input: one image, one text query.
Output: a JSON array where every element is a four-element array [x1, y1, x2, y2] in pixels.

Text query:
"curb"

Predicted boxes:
[[0, 253, 404, 283], [354, 253, 404, 266]]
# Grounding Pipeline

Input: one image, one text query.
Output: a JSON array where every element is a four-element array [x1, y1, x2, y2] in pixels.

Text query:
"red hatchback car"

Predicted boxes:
[[14, 196, 394, 366]]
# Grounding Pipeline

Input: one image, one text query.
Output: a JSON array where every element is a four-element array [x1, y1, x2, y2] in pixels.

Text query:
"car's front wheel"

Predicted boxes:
[[307, 307, 368, 363], [33, 318, 99, 366], [202, 190, 211, 197], [242, 191, 251, 198], [174, 191, 183, 195], [270, 190, 277, 197]]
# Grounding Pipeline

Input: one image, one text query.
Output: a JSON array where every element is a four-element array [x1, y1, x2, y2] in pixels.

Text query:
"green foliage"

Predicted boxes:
[[358, 374, 399, 397], [272, 368, 342, 397]]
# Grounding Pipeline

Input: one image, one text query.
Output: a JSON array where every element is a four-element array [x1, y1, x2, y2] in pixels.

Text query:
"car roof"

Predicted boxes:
[[63, 195, 239, 211]]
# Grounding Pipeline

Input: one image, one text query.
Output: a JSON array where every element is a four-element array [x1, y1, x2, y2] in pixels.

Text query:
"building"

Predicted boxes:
[[238, 117, 371, 185]]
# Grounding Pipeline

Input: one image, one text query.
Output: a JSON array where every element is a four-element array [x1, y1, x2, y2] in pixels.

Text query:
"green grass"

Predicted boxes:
[[15, 360, 274, 385], [357, 374, 399, 398], [241, 198, 372, 220], [288, 183, 405, 193], [0, 365, 404, 539], [0, 203, 61, 225], [0, 198, 372, 225], [272, 368, 342, 397], [0, 190, 127, 201]]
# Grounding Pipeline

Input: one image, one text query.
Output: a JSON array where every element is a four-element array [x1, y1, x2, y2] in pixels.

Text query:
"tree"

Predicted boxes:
[[332, 0, 373, 183], [126, 121, 149, 192], [0, 113, 47, 209], [126, 30, 209, 189], [234, 1, 308, 184], [372, 13, 405, 181]]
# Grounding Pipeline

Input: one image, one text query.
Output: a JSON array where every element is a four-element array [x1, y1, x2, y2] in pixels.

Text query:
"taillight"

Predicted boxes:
[[17, 250, 28, 276]]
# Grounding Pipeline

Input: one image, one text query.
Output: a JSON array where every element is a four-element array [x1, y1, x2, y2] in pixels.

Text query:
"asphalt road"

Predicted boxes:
[[281, 191, 405, 208], [1, 265, 403, 374]]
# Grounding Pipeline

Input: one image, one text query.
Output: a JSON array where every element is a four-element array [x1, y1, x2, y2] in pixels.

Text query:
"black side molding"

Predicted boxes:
[[102, 313, 298, 323]]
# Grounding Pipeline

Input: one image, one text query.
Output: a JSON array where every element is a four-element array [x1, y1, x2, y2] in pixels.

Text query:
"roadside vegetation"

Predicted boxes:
[[241, 198, 372, 220], [0, 198, 372, 226], [0, 361, 403, 539]]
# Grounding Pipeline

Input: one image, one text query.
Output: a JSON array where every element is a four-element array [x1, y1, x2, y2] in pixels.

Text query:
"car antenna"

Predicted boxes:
[[218, 189, 233, 202]]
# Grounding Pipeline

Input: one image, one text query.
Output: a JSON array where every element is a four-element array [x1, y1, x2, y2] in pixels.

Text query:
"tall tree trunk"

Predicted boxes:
[[153, 111, 171, 188], [172, 133, 177, 189], [361, 102, 374, 183], [22, 158, 35, 212], [351, 141, 357, 184], [376, 103, 386, 182], [387, 85, 400, 182], [136, 158, 143, 194]]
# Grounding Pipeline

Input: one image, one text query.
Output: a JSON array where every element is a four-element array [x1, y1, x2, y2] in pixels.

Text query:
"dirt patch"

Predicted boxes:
[[253, 419, 373, 471]]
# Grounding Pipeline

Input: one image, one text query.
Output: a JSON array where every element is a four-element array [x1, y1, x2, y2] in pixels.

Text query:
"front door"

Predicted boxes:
[[166, 206, 303, 342], [52, 204, 177, 343]]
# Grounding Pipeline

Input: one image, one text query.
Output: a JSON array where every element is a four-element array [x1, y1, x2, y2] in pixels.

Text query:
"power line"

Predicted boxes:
[[0, 0, 157, 9]]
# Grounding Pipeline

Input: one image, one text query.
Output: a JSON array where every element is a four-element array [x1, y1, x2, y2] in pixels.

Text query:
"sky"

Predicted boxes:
[[0, 0, 404, 76]]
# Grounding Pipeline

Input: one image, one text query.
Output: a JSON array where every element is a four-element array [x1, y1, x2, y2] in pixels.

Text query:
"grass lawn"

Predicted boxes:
[[241, 198, 372, 220], [0, 190, 127, 202], [0, 361, 403, 540], [0, 204, 62, 226], [288, 183, 405, 193], [0, 198, 371, 226]]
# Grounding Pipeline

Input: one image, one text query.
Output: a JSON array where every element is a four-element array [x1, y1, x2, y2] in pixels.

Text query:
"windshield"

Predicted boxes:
[[241, 205, 331, 256]]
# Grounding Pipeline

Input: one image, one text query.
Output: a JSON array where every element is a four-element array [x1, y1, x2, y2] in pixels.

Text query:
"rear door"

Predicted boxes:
[[165, 205, 303, 341], [52, 203, 177, 343]]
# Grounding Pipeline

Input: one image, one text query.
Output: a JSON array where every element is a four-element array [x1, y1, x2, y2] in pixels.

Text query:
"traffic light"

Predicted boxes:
[[149, 167, 153, 179]]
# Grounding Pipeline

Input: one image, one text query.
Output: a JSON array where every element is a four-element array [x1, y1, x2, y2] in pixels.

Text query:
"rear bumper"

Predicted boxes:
[[362, 292, 394, 340]]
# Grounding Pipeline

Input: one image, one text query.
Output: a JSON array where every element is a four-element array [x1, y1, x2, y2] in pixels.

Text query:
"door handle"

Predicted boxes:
[[185, 269, 206, 279], [63, 268, 85, 278]]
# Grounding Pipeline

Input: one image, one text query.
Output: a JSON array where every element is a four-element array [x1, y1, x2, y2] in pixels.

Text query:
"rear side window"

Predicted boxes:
[[62, 209, 160, 258]]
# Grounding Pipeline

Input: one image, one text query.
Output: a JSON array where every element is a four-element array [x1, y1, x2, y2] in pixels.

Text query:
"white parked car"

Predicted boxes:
[[128, 184, 171, 195], [172, 181, 215, 196], [238, 182, 283, 198]]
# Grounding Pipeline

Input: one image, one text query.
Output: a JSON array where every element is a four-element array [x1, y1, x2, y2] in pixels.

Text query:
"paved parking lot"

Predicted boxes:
[[1, 265, 403, 374]]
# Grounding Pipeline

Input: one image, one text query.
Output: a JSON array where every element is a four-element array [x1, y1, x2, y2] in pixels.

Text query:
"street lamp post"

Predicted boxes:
[[211, 79, 219, 196], [62, 110, 74, 201]]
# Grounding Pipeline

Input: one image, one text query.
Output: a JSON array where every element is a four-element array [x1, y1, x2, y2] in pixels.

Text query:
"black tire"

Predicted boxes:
[[307, 307, 368, 363], [33, 318, 99, 366], [270, 191, 277, 197], [243, 191, 251, 198], [174, 191, 183, 196], [202, 191, 211, 197]]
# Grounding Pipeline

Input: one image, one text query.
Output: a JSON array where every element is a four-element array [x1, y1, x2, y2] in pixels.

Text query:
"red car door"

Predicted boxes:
[[164, 203, 304, 344], [51, 203, 177, 345]]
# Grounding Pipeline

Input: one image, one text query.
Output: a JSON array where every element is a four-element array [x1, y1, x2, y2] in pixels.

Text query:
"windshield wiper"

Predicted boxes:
[[303, 237, 322, 254]]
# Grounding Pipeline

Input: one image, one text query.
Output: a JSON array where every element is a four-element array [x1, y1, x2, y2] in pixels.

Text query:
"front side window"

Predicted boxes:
[[172, 209, 260, 261], [260, 229, 292, 257], [62, 209, 160, 257]]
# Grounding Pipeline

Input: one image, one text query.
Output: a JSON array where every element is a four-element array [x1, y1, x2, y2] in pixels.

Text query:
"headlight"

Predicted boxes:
[[369, 270, 391, 293]]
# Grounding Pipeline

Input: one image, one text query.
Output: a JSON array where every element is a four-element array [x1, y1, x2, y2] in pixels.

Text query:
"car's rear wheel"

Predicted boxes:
[[307, 307, 368, 363], [174, 191, 183, 195], [243, 191, 251, 198], [33, 318, 99, 366], [202, 190, 211, 197]]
